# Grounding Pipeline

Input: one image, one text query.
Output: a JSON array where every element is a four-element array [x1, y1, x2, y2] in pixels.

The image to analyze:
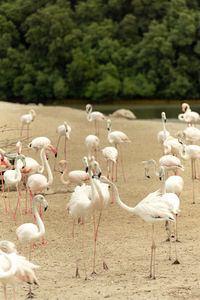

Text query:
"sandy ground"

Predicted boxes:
[[0, 101, 199, 299]]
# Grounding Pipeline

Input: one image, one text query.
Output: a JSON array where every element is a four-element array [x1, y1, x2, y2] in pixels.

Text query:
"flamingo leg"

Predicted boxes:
[[3, 285, 7, 300], [1, 172, 8, 215], [64, 137, 67, 161], [24, 176, 28, 215], [27, 244, 35, 298], [106, 160, 109, 179], [192, 159, 195, 204], [111, 161, 115, 204], [119, 145, 126, 183], [72, 220, 80, 278], [150, 224, 156, 279], [115, 144, 118, 182], [92, 211, 102, 275], [82, 218, 87, 280], [97, 240, 108, 271], [13, 184, 23, 220], [173, 216, 180, 264], [27, 124, 30, 154]]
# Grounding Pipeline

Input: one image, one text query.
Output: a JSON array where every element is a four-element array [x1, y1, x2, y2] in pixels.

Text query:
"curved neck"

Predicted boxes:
[[88, 165, 98, 205], [111, 181, 136, 213], [38, 148, 45, 173], [179, 144, 190, 160], [41, 148, 53, 187], [162, 117, 167, 139], [60, 166, 70, 185], [145, 160, 159, 177], [12, 159, 22, 183], [0, 251, 16, 279], [33, 198, 45, 237], [160, 168, 166, 195]]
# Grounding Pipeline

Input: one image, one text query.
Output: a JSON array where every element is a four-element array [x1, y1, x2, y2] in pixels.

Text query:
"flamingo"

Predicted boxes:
[[86, 104, 106, 136], [163, 136, 182, 157], [16, 194, 48, 290], [145, 165, 183, 242], [67, 159, 110, 279], [28, 137, 57, 157], [0, 240, 39, 300], [144, 155, 184, 179], [102, 146, 118, 203], [178, 103, 199, 126], [179, 140, 200, 203], [100, 176, 177, 279], [176, 126, 200, 144], [157, 112, 170, 146], [58, 157, 90, 190], [0, 154, 11, 214], [20, 109, 36, 141], [85, 134, 100, 160], [3, 154, 26, 216], [12, 141, 45, 218], [54, 121, 71, 171], [107, 118, 131, 182]]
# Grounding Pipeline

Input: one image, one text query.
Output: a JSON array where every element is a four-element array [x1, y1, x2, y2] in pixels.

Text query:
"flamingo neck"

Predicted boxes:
[[111, 180, 136, 213], [33, 198, 45, 237], [60, 167, 70, 185], [179, 144, 190, 160], [38, 148, 45, 173], [42, 148, 53, 188], [162, 117, 167, 139], [0, 251, 17, 279]]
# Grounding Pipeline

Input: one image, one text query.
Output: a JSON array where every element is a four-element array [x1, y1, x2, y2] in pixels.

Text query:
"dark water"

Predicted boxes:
[[67, 103, 200, 120]]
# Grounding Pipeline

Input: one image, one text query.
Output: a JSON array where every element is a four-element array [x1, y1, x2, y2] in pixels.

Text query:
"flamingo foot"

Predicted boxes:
[[32, 243, 39, 247], [173, 259, 180, 265], [3, 210, 8, 215], [27, 291, 35, 299], [41, 239, 47, 246], [76, 267, 80, 278], [91, 271, 97, 276], [24, 210, 28, 215], [176, 239, 181, 243], [103, 262, 108, 270]]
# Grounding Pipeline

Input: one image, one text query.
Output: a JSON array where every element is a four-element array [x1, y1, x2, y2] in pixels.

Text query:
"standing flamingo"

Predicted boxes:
[[100, 176, 177, 279], [179, 140, 200, 203], [157, 112, 170, 146], [107, 119, 131, 182], [0, 240, 39, 300], [54, 121, 71, 171], [0, 154, 11, 214], [178, 103, 199, 126], [85, 134, 100, 160], [3, 154, 26, 216], [86, 104, 106, 136], [58, 157, 90, 190], [20, 109, 36, 141]]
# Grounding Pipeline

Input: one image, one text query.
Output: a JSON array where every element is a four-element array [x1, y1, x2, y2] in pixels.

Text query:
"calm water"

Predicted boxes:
[[67, 103, 200, 120]]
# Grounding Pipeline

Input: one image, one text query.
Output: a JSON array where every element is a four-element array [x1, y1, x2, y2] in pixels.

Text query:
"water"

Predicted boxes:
[[67, 102, 200, 120]]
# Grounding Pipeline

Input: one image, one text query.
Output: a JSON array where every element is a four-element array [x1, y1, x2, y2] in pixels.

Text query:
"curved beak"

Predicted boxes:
[[44, 205, 48, 211]]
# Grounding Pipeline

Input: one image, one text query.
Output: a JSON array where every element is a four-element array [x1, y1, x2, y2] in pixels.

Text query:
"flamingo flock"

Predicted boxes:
[[0, 102, 200, 298]]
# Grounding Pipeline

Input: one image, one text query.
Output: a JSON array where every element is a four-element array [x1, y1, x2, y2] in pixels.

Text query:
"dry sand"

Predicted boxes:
[[0, 101, 199, 299]]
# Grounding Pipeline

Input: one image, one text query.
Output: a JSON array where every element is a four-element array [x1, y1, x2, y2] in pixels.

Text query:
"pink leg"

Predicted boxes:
[[24, 176, 28, 214], [111, 162, 115, 204], [1, 173, 8, 215], [192, 160, 195, 204], [92, 212, 102, 275], [82, 218, 87, 280], [119, 145, 126, 183], [64, 137, 67, 161], [106, 161, 109, 179], [72, 220, 80, 278], [115, 144, 118, 182], [27, 124, 30, 154], [13, 181, 24, 220], [29, 188, 34, 214]]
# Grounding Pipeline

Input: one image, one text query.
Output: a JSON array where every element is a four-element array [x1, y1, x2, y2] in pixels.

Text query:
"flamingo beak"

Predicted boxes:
[[48, 145, 57, 157], [44, 205, 48, 211], [85, 166, 89, 173]]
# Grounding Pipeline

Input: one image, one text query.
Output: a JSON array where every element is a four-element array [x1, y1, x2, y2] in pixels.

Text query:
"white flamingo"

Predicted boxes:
[[157, 112, 170, 146], [0, 154, 11, 214], [86, 104, 106, 136], [176, 126, 200, 144], [179, 140, 200, 203], [163, 136, 182, 157], [100, 176, 177, 279], [58, 157, 89, 190], [178, 103, 199, 126], [3, 154, 26, 216], [16, 194, 48, 264], [0, 240, 39, 299], [85, 134, 100, 160], [107, 118, 131, 182], [54, 121, 71, 171], [20, 109, 36, 141]]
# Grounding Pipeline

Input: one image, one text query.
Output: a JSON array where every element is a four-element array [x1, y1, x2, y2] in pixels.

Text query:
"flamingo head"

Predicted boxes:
[[182, 103, 189, 112], [86, 104, 92, 114], [161, 112, 167, 122], [107, 119, 111, 131]]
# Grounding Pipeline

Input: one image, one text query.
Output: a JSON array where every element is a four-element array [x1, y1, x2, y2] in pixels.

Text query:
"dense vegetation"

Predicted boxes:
[[1, 0, 200, 103]]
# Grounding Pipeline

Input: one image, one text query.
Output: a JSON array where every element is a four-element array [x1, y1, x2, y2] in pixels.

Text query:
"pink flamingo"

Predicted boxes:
[[20, 109, 36, 141], [102, 146, 118, 203], [107, 119, 131, 182], [0, 240, 39, 299], [86, 104, 106, 136], [28, 136, 57, 157], [178, 103, 200, 126], [3, 154, 26, 217], [54, 121, 71, 171], [85, 134, 100, 160], [58, 157, 89, 190]]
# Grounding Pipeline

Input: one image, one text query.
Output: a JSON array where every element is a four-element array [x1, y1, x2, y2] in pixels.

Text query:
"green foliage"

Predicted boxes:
[[1, 0, 200, 102]]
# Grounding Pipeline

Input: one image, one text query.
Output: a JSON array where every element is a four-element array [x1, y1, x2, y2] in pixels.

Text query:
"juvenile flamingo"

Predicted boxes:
[[107, 119, 130, 182], [86, 104, 106, 136], [54, 121, 71, 171], [20, 109, 36, 141], [100, 176, 177, 279], [0, 240, 39, 299]]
